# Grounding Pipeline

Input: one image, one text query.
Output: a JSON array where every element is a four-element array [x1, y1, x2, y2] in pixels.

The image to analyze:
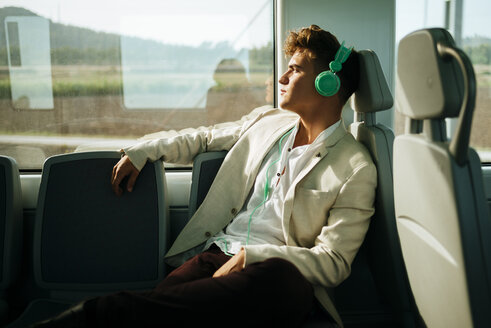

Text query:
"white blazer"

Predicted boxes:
[[124, 107, 377, 327]]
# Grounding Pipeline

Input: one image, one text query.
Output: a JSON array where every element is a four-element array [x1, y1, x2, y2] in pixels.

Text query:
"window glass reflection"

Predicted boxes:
[[0, 1, 274, 169]]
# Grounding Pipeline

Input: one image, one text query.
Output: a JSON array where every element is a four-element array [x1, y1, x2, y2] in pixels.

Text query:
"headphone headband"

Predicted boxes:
[[333, 41, 352, 69], [314, 41, 353, 97]]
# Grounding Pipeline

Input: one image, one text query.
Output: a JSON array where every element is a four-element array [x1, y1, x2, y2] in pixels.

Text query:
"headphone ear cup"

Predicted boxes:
[[315, 70, 340, 97]]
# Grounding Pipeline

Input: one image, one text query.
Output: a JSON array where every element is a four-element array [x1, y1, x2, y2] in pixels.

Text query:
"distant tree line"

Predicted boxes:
[[0, 6, 272, 69], [464, 43, 491, 65], [0, 6, 273, 98], [0, 46, 121, 66], [0, 41, 272, 98], [0, 42, 272, 68], [249, 41, 273, 71]]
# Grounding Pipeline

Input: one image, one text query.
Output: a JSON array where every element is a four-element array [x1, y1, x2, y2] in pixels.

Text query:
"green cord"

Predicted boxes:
[[215, 127, 295, 255], [215, 237, 234, 257], [246, 127, 295, 245]]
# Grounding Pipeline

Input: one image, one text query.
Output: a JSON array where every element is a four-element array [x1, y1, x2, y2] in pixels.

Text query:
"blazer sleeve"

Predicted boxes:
[[122, 105, 275, 170], [243, 161, 377, 288]]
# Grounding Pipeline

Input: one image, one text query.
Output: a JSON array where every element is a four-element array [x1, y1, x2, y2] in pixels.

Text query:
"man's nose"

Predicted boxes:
[[279, 72, 289, 85]]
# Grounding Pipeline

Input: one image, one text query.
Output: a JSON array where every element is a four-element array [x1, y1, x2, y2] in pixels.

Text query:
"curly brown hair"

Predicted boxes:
[[284, 25, 359, 104]]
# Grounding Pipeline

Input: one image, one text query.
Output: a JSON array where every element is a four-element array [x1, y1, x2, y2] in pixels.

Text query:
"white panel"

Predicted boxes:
[[20, 174, 41, 209], [167, 172, 192, 206], [276, 0, 395, 126], [5, 16, 54, 109]]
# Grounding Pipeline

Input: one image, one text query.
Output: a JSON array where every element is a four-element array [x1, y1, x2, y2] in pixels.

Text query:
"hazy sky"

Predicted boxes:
[[1, 0, 272, 48], [396, 0, 491, 41], [2, 0, 489, 45]]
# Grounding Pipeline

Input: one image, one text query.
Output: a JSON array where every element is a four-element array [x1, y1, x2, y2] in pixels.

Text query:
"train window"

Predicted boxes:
[[396, 0, 491, 162], [0, 0, 274, 169], [462, 0, 491, 162]]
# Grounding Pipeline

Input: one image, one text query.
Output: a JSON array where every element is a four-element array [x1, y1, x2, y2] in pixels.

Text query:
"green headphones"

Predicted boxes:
[[314, 41, 352, 97]]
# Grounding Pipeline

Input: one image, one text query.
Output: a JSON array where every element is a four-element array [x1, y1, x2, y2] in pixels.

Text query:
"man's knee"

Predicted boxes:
[[261, 257, 305, 281], [248, 258, 314, 324], [253, 257, 313, 296]]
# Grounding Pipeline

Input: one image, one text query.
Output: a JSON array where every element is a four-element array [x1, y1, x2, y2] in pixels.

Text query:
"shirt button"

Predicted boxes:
[[205, 231, 211, 237], [231, 208, 238, 215]]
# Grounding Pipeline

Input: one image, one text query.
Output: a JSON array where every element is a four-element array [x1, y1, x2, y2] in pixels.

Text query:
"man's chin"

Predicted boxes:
[[280, 103, 295, 113], [279, 101, 290, 110]]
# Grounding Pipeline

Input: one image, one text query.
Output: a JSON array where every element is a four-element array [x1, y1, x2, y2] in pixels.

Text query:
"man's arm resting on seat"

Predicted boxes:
[[110, 119, 251, 195], [111, 108, 281, 195], [121, 107, 279, 170], [122, 124, 243, 170]]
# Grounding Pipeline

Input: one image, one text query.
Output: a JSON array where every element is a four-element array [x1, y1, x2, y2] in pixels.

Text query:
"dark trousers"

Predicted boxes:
[[86, 246, 314, 327]]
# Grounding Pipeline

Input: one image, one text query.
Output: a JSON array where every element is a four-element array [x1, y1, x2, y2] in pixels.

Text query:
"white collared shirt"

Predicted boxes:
[[205, 119, 341, 254]]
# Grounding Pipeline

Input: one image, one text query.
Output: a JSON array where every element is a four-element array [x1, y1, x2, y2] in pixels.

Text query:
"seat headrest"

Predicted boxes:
[[350, 49, 393, 113], [395, 28, 464, 120]]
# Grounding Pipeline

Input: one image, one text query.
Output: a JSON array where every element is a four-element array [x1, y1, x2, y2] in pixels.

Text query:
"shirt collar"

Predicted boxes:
[[292, 119, 341, 148]]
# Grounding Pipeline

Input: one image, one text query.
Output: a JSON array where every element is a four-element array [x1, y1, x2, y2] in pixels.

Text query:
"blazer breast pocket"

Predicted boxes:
[[290, 188, 337, 246]]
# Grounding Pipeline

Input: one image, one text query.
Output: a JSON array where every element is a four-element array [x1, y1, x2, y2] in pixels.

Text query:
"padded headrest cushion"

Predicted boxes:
[[396, 28, 464, 119], [351, 49, 393, 113]]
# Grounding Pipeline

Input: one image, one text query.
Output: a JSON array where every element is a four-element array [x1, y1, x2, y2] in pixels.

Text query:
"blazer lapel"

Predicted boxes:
[[241, 121, 298, 194], [289, 121, 348, 192], [282, 121, 348, 243]]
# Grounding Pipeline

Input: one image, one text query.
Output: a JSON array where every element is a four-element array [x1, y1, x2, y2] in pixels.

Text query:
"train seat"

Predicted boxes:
[[393, 28, 491, 327], [0, 156, 23, 325], [340, 49, 420, 327], [7, 151, 169, 327]]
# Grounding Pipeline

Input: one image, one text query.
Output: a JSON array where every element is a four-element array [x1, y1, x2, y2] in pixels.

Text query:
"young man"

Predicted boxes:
[[35, 25, 376, 327]]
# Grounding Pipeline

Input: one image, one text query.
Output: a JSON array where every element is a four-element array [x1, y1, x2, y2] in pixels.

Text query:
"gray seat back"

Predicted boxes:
[[175, 151, 227, 244], [0, 156, 23, 323], [7, 151, 169, 327], [394, 28, 491, 327], [188, 151, 228, 220], [0, 156, 22, 289], [342, 50, 420, 327], [34, 151, 168, 292]]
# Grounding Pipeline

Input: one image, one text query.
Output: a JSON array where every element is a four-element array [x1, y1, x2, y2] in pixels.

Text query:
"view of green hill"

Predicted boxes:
[[463, 35, 491, 47], [464, 37, 491, 65], [0, 6, 273, 100], [0, 6, 120, 51], [0, 6, 272, 69]]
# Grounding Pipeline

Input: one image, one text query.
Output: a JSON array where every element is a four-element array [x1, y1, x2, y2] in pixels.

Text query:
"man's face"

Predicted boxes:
[[278, 50, 321, 114]]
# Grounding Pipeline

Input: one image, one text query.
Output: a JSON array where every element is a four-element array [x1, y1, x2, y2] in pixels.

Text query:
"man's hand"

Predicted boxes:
[[111, 155, 140, 196], [213, 248, 246, 278]]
